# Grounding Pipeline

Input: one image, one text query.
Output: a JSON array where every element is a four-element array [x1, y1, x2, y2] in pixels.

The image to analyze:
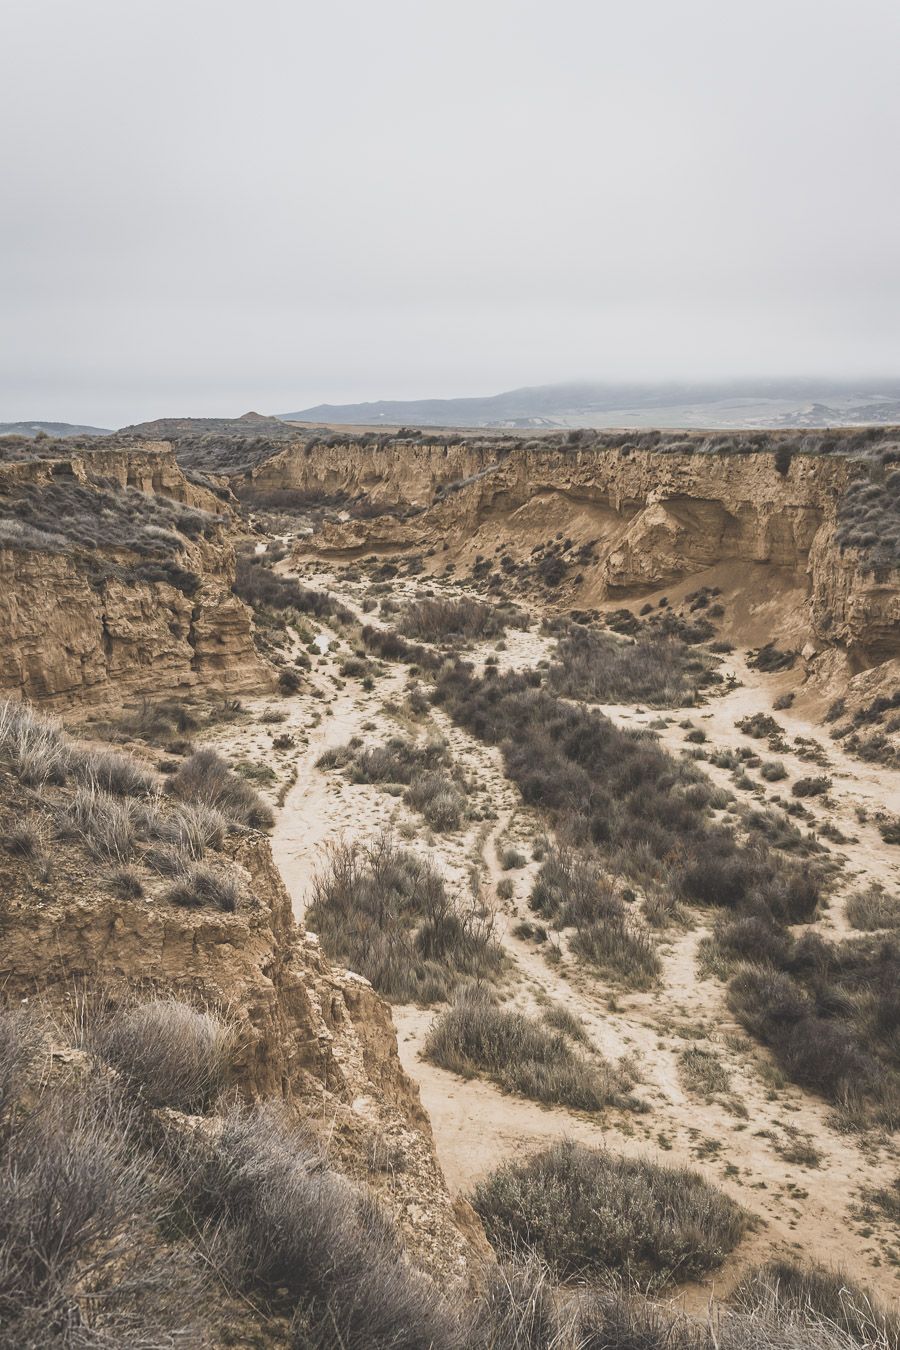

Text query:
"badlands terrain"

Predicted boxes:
[[1, 420, 900, 1347]]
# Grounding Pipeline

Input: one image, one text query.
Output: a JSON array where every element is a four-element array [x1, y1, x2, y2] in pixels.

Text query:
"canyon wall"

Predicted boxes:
[[0, 444, 270, 707], [253, 437, 898, 667]]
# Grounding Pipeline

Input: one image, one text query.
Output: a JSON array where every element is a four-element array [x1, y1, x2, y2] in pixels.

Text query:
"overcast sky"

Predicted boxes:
[[2, 0, 899, 427]]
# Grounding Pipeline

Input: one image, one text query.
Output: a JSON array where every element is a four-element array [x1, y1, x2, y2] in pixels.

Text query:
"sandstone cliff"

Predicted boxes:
[[249, 435, 899, 670], [0, 443, 271, 707]]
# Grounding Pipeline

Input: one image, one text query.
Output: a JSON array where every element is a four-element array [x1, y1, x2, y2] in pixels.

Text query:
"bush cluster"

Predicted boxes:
[[398, 595, 526, 642], [424, 989, 631, 1112], [432, 667, 821, 924], [548, 627, 720, 707]]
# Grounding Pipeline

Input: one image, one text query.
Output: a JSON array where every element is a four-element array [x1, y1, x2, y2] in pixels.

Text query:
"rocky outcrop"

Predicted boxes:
[[0, 444, 271, 707], [0, 781, 488, 1286], [260, 435, 899, 668]]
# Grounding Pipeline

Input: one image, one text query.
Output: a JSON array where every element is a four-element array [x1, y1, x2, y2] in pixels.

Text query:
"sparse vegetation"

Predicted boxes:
[[846, 883, 900, 931], [548, 627, 719, 707], [168, 748, 274, 829], [91, 998, 233, 1112], [398, 595, 525, 643], [307, 838, 502, 1002]]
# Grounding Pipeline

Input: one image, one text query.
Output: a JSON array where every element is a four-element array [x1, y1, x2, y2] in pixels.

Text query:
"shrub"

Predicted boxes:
[[0, 1076, 200, 1346], [570, 916, 661, 988], [398, 596, 523, 642], [424, 989, 628, 1112], [58, 786, 137, 862], [500, 846, 526, 870], [72, 746, 155, 796], [678, 1047, 731, 1097], [472, 1140, 747, 1289], [168, 749, 274, 829], [0, 1006, 42, 1119], [405, 771, 466, 831], [109, 865, 145, 899], [747, 645, 796, 673], [152, 801, 226, 858], [737, 713, 783, 739], [732, 1260, 900, 1348], [92, 998, 233, 1112], [0, 698, 71, 786], [307, 838, 502, 1003], [727, 964, 883, 1111], [496, 877, 514, 901], [233, 553, 353, 623], [792, 776, 831, 798], [1, 813, 48, 858], [760, 760, 787, 781], [431, 667, 822, 927]]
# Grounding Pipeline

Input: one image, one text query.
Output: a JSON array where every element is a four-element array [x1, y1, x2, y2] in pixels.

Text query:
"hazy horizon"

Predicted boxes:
[[2, 0, 899, 427]]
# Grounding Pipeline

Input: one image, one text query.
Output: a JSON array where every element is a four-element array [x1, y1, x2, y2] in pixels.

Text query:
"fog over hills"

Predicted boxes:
[[281, 380, 900, 430]]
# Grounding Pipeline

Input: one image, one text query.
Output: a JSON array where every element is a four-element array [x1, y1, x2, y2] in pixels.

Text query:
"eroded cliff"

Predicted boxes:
[[0, 443, 270, 706], [250, 434, 899, 670]]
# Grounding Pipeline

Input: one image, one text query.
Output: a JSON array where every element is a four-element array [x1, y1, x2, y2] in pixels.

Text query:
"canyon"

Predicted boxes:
[[1, 425, 899, 1346]]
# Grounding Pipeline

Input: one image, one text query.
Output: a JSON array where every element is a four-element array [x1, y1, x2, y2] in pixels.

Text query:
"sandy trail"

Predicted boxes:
[[244, 573, 900, 1309]]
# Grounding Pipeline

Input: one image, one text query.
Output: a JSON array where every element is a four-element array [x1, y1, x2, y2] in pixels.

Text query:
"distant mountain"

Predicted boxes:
[[0, 420, 112, 438], [120, 412, 297, 439], [279, 380, 900, 430]]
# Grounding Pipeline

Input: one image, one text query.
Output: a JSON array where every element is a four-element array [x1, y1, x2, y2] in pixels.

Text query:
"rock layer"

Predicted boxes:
[[0, 444, 270, 706]]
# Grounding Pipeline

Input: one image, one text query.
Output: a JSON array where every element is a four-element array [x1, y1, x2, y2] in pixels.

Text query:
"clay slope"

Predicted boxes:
[[0, 442, 270, 706]]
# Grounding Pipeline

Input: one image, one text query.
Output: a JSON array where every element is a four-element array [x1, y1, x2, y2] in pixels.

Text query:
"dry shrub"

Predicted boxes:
[[472, 1139, 747, 1290], [91, 998, 233, 1112], [398, 595, 523, 642], [846, 884, 900, 932], [548, 627, 719, 707], [172, 1102, 459, 1350], [0, 1074, 201, 1347], [530, 849, 660, 987], [168, 749, 274, 829], [307, 838, 502, 1003], [57, 786, 138, 862], [424, 989, 629, 1112], [732, 1261, 900, 1349], [405, 770, 466, 831], [164, 860, 241, 912]]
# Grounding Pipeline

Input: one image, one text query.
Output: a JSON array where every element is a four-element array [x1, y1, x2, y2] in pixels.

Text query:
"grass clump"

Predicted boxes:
[[846, 884, 900, 931], [529, 849, 661, 988], [91, 998, 233, 1112], [168, 748, 274, 829], [307, 838, 502, 1003], [164, 860, 241, 911], [424, 989, 630, 1112], [472, 1139, 747, 1289], [678, 1047, 731, 1098]]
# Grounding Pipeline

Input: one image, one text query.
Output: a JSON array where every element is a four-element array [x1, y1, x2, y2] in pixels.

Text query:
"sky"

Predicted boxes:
[[2, 0, 899, 427]]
